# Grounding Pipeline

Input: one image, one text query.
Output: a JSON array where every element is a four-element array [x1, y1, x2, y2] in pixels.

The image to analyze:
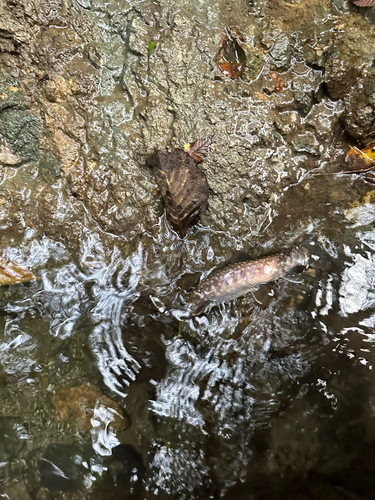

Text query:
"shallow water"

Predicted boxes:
[[1, 174, 375, 499], [1, 0, 375, 498]]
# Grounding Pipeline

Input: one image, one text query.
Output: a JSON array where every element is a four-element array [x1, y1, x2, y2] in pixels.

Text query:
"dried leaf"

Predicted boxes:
[[354, 0, 375, 6], [147, 149, 209, 236], [345, 143, 375, 183], [345, 144, 375, 170], [218, 30, 247, 80], [183, 137, 213, 164], [0, 257, 39, 285]]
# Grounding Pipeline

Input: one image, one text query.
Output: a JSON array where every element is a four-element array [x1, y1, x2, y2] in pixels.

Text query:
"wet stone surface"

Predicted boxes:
[[0, 0, 375, 498]]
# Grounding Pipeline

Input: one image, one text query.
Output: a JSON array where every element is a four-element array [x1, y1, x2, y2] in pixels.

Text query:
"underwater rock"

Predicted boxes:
[[52, 381, 129, 432], [0, 480, 32, 500]]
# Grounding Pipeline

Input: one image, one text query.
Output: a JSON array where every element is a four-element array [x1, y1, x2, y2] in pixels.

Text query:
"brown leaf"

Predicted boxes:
[[354, 0, 375, 6], [345, 144, 375, 170], [184, 137, 213, 164], [147, 149, 209, 236], [218, 30, 247, 80], [0, 257, 39, 285], [345, 144, 375, 183]]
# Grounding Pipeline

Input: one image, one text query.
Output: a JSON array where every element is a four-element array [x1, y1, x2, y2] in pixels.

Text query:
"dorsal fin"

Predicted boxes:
[[227, 251, 251, 264]]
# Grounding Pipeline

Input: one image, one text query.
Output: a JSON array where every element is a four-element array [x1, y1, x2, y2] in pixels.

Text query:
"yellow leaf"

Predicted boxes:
[[0, 258, 39, 285]]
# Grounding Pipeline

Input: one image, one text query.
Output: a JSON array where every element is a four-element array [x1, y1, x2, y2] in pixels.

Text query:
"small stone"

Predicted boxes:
[[293, 132, 320, 156], [38, 152, 61, 184], [0, 141, 21, 165]]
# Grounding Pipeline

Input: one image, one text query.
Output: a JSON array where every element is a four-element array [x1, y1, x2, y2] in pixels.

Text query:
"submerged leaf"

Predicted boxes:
[[147, 149, 209, 236], [354, 0, 375, 6], [218, 30, 247, 80], [0, 257, 39, 285], [184, 137, 213, 164]]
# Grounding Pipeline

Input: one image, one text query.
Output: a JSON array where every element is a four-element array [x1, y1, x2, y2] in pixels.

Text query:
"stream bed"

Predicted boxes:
[[1, 0, 375, 498]]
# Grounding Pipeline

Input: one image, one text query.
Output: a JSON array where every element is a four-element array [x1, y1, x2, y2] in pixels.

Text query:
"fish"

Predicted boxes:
[[189, 247, 309, 316]]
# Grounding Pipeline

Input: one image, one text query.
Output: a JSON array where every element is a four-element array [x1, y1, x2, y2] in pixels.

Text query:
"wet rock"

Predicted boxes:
[[331, 0, 353, 14], [39, 443, 93, 492], [269, 34, 293, 70], [293, 132, 321, 155], [0, 107, 39, 163], [52, 381, 129, 432], [242, 47, 264, 82], [38, 151, 62, 184], [0, 138, 21, 166], [322, 15, 375, 138]]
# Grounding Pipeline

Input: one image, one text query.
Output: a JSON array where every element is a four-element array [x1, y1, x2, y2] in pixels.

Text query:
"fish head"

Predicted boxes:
[[289, 247, 309, 268]]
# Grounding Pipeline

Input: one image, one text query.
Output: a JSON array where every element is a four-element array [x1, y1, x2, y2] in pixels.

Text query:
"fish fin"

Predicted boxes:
[[191, 300, 213, 317], [227, 251, 251, 264], [251, 285, 272, 308], [282, 274, 304, 284]]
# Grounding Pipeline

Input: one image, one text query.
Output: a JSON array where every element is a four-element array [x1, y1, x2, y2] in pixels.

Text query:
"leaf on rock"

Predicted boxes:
[[218, 30, 247, 80], [147, 149, 209, 236], [183, 137, 213, 164], [354, 0, 375, 6], [345, 144, 375, 170], [345, 143, 375, 183], [0, 257, 39, 285]]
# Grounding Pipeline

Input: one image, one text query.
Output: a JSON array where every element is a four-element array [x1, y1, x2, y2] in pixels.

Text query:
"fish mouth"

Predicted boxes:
[[293, 247, 309, 267]]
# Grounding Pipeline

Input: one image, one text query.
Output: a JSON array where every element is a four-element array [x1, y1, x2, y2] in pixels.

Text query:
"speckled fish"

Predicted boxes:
[[189, 247, 309, 315]]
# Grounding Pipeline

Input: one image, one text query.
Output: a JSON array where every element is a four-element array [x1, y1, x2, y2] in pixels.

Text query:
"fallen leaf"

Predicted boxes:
[[218, 30, 247, 80], [183, 137, 213, 164], [345, 143, 375, 183], [147, 149, 209, 236], [354, 0, 375, 6], [0, 258, 39, 285], [346, 144, 375, 170]]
